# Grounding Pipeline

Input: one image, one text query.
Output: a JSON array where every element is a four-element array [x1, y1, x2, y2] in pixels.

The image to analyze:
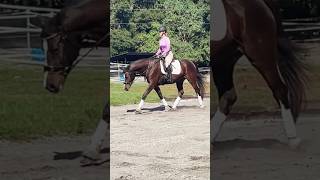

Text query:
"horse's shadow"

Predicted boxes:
[[127, 105, 202, 113], [127, 106, 165, 113], [213, 138, 288, 152], [53, 148, 109, 160]]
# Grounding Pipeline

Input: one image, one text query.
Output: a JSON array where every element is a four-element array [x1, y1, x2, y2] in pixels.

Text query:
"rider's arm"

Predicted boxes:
[[155, 48, 161, 56]]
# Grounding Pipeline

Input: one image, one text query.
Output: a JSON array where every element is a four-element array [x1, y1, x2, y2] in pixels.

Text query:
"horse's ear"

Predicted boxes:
[[31, 16, 51, 28], [122, 65, 130, 73]]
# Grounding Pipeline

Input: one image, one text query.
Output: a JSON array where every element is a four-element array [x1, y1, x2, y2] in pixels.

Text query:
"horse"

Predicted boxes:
[[33, 0, 110, 166], [123, 57, 206, 113], [211, 0, 307, 148]]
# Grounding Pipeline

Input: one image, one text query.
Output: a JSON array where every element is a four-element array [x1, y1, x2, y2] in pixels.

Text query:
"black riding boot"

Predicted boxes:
[[166, 66, 172, 83]]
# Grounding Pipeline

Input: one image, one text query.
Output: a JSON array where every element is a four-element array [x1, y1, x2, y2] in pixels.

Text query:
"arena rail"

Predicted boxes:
[[0, 3, 59, 48]]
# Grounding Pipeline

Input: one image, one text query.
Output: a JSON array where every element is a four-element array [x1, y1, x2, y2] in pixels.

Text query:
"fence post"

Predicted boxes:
[[117, 63, 120, 78], [26, 9, 31, 49]]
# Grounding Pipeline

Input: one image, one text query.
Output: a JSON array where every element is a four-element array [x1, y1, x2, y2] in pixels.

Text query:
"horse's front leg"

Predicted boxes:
[[154, 86, 171, 111], [135, 84, 154, 114], [81, 103, 109, 166]]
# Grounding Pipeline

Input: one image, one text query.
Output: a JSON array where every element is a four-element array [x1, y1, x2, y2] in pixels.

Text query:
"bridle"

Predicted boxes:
[[123, 71, 134, 86], [123, 59, 153, 85], [43, 32, 109, 76]]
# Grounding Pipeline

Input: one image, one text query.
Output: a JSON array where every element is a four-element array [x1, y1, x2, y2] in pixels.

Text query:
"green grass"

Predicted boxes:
[[0, 65, 107, 140], [1, 63, 319, 139], [110, 80, 210, 106]]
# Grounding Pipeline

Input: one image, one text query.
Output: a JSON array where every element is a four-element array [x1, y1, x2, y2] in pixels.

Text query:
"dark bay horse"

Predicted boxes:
[[124, 58, 206, 113], [33, 0, 109, 166], [211, 0, 307, 148]]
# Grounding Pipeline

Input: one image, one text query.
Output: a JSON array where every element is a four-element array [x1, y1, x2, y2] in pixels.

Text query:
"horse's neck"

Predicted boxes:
[[60, 0, 108, 33], [131, 60, 150, 74]]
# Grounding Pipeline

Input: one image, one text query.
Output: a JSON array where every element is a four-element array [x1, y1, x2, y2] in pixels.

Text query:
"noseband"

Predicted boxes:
[[42, 32, 74, 76], [43, 32, 109, 76], [123, 72, 134, 85]]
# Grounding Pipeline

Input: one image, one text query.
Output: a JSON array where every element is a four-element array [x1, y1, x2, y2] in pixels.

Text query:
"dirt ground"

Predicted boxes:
[[213, 113, 320, 180], [0, 98, 210, 180], [110, 98, 210, 180], [0, 136, 108, 180]]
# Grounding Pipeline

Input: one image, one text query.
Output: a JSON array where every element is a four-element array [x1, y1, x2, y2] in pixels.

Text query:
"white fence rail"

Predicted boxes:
[[283, 18, 320, 37], [0, 3, 59, 48]]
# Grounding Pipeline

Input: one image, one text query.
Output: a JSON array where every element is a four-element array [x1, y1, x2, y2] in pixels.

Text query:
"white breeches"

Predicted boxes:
[[165, 51, 173, 67]]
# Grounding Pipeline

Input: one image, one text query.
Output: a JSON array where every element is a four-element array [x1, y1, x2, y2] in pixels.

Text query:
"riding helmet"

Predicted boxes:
[[159, 26, 167, 32]]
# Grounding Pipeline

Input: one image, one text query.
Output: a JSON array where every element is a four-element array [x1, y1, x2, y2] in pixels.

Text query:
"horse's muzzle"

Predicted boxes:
[[124, 84, 131, 91]]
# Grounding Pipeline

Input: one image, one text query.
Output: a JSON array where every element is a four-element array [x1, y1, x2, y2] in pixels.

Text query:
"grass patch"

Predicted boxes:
[[0, 63, 319, 139], [0, 65, 107, 140], [110, 80, 210, 106]]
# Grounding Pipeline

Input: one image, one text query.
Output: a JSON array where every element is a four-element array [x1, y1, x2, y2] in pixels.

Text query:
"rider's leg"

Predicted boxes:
[[165, 51, 174, 67], [165, 51, 174, 83]]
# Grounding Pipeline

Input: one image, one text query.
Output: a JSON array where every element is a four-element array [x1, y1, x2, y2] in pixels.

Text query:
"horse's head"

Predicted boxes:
[[123, 66, 136, 91], [33, 16, 81, 93]]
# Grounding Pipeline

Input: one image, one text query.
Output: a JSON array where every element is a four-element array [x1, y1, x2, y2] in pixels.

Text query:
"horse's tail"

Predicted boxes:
[[193, 61, 206, 98], [277, 38, 308, 121]]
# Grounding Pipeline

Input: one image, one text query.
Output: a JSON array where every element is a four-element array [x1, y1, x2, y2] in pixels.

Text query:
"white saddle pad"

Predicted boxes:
[[212, 0, 227, 41], [160, 60, 181, 75]]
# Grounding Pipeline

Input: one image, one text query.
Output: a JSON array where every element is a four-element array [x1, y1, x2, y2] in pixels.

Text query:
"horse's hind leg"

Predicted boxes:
[[211, 47, 242, 143], [154, 86, 171, 111], [243, 39, 300, 148], [186, 73, 204, 108], [172, 79, 185, 110]]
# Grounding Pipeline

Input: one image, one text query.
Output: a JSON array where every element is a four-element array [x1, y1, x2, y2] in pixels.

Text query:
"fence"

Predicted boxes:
[[283, 17, 320, 40], [0, 3, 60, 48], [0, 3, 108, 68]]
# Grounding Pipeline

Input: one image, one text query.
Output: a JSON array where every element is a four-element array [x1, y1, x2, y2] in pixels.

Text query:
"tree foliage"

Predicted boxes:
[[111, 0, 210, 63]]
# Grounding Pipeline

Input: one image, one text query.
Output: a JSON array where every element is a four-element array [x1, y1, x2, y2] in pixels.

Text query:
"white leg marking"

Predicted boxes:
[[280, 103, 301, 148], [137, 99, 144, 110], [211, 108, 227, 143], [161, 98, 168, 107], [198, 95, 204, 108], [172, 96, 181, 109], [280, 103, 297, 138], [86, 119, 109, 158]]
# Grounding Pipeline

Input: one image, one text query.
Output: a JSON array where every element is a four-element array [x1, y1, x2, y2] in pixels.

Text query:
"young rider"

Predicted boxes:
[[155, 26, 173, 83]]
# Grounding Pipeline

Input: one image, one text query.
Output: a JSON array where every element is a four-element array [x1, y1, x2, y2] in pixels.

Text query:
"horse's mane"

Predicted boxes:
[[124, 58, 156, 73]]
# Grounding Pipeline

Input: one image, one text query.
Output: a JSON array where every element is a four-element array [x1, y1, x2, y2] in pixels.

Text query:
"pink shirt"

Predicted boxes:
[[156, 36, 171, 56]]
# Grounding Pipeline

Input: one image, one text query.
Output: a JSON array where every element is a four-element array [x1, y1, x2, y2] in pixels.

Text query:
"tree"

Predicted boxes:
[[111, 0, 209, 64]]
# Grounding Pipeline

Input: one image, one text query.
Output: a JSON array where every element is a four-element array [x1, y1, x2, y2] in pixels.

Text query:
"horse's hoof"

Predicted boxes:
[[288, 137, 302, 149], [80, 156, 99, 167], [164, 106, 172, 112], [171, 107, 177, 111], [80, 155, 109, 167], [200, 105, 205, 109], [135, 109, 142, 114]]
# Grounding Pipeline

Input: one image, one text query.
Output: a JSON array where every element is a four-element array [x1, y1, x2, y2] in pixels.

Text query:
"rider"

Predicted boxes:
[[155, 25, 173, 83]]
